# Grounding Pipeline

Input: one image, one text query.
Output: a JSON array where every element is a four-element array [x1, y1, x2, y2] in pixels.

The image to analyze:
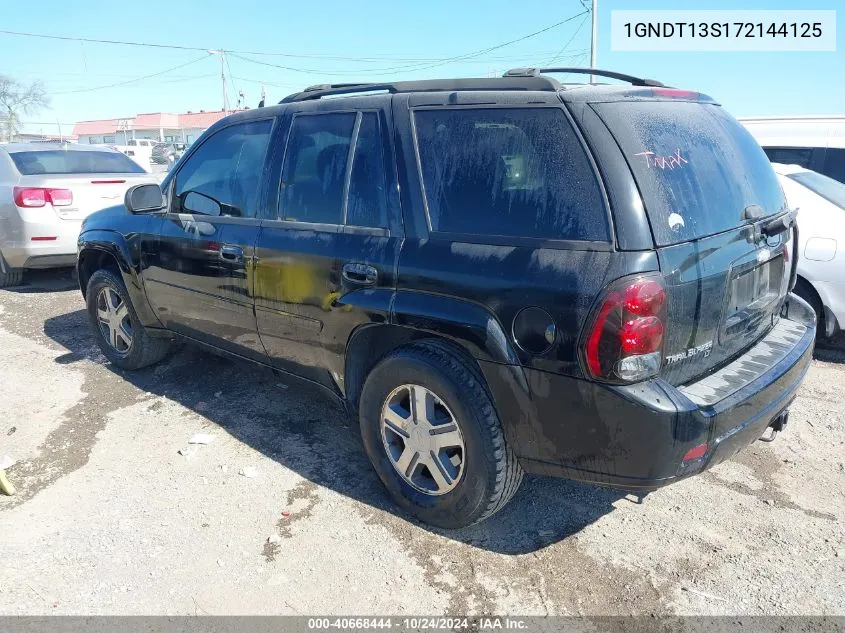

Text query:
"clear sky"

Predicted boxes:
[[1, 0, 841, 136]]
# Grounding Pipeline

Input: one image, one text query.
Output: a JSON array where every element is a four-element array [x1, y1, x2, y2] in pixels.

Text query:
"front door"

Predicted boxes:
[[254, 99, 403, 388], [144, 117, 276, 361]]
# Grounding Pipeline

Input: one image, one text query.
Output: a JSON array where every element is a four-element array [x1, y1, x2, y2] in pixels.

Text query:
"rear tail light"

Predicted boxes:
[[13, 187, 73, 208], [583, 275, 667, 383]]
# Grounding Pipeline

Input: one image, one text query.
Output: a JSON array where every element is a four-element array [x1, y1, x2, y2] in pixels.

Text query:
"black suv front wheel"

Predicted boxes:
[[86, 269, 171, 370], [359, 342, 523, 528]]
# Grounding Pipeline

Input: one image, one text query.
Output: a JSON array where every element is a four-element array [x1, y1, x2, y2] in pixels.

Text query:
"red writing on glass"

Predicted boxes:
[[634, 148, 689, 170]]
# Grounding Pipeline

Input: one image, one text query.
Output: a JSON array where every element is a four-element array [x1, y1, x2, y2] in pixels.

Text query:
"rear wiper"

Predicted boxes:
[[761, 209, 798, 238]]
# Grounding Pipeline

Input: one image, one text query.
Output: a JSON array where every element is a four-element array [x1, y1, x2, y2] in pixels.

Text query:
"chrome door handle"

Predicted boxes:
[[219, 245, 244, 262], [342, 262, 377, 286]]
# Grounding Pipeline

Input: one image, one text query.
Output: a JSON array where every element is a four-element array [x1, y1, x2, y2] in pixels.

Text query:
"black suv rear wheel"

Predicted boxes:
[[86, 269, 171, 370], [359, 342, 523, 528]]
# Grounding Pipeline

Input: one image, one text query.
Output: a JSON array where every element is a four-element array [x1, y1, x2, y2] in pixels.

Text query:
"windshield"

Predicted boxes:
[[595, 101, 787, 246], [11, 150, 146, 175], [788, 170, 845, 210]]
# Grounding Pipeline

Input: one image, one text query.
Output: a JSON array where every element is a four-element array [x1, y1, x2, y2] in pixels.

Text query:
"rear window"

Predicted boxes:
[[595, 102, 786, 246], [788, 170, 845, 209], [413, 108, 609, 241], [11, 150, 146, 175]]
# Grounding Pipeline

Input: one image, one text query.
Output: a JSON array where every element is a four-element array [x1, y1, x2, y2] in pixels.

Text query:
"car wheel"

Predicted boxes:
[[86, 269, 171, 370], [359, 341, 523, 528], [793, 278, 825, 339]]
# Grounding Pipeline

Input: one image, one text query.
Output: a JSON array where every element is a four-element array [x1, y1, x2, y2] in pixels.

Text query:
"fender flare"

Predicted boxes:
[[77, 230, 160, 327]]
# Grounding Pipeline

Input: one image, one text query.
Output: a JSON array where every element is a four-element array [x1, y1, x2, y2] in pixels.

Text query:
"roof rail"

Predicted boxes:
[[280, 76, 562, 103], [503, 67, 665, 87]]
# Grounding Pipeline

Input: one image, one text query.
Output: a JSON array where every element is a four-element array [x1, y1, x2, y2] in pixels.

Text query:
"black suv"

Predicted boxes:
[[77, 68, 816, 528]]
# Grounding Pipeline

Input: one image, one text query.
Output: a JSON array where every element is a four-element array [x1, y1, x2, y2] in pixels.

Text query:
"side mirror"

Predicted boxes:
[[125, 183, 166, 214], [183, 191, 222, 216]]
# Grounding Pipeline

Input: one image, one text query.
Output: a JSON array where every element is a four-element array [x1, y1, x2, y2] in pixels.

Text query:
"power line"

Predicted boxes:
[[51, 54, 211, 95], [229, 11, 590, 76], [2, 12, 588, 76], [546, 13, 590, 65], [0, 25, 586, 65]]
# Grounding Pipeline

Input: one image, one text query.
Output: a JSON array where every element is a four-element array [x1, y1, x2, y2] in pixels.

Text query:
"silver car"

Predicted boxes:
[[0, 143, 157, 287]]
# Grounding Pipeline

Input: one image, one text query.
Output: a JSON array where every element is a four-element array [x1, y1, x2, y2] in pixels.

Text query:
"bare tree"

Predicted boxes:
[[0, 76, 49, 142]]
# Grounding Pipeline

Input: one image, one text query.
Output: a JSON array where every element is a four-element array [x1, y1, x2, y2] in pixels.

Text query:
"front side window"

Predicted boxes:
[[278, 113, 356, 224], [413, 107, 608, 241], [174, 119, 273, 218]]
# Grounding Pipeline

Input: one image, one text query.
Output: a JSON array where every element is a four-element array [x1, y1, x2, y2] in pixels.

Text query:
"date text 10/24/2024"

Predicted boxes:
[[307, 617, 528, 630]]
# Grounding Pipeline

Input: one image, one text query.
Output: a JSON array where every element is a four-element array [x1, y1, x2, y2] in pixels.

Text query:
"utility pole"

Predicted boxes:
[[220, 50, 229, 114], [209, 49, 230, 114], [590, 0, 598, 83]]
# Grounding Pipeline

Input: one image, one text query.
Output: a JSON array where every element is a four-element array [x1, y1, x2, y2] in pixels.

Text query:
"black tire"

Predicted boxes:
[[0, 270, 23, 288], [793, 277, 825, 340], [359, 341, 523, 528], [86, 269, 171, 370]]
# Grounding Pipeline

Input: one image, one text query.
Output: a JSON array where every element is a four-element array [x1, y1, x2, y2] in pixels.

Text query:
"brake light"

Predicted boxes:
[[13, 187, 46, 207], [47, 189, 73, 206], [651, 88, 701, 99], [13, 187, 73, 208], [584, 275, 667, 382]]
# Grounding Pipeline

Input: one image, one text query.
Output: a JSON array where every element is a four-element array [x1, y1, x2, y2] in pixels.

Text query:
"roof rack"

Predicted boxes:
[[503, 67, 665, 87], [280, 76, 562, 103]]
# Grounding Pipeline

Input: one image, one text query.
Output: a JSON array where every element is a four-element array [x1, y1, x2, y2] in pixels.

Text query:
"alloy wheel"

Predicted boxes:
[[380, 384, 465, 496], [96, 287, 133, 354]]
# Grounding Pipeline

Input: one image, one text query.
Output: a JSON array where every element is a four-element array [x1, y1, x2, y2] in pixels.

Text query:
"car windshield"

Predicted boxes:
[[10, 150, 146, 175], [788, 170, 845, 210], [595, 101, 786, 246]]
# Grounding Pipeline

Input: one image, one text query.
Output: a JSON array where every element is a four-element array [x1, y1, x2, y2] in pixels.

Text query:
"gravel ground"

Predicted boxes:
[[1, 269, 844, 616]]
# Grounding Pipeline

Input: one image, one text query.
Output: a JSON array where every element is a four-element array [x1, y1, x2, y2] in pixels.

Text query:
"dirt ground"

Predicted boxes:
[[1, 269, 843, 616]]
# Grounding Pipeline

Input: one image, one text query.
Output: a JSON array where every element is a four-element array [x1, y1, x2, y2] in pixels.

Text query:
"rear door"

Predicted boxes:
[[143, 117, 275, 360], [255, 97, 402, 388], [594, 100, 793, 386]]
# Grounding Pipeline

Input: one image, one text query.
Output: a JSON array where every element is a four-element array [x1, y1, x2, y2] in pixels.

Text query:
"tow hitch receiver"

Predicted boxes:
[[760, 409, 790, 443]]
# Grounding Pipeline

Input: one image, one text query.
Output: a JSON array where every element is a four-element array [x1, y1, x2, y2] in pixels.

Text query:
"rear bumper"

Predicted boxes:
[[482, 293, 816, 491], [0, 213, 81, 269]]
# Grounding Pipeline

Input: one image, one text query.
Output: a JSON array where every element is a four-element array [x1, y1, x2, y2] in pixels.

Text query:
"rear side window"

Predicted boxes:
[[279, 113, 356, 224], [175, 119, 273, 218], [10, 150, 145, 175], [596, 102, 787, 246], [413, 108, 608, 241], [822, 148, 845, 184], [764, 147, 813, 168]]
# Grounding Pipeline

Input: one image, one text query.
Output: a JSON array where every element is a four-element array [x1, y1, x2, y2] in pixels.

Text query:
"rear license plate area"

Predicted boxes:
[[723, 255, 784, 340]]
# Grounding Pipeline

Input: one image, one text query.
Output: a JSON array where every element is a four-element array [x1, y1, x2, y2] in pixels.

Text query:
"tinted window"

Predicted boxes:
[[822, 148, 845, 184], [788, 170, 845, 209], [414, 108, 608, 241], [175, 119, 273, 218], [10, 150, 145, 175], [764, 147, 813, 168], [596, 102, 786, 246], [347, 113, 389, 228], [279, 113, 355, 224]]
